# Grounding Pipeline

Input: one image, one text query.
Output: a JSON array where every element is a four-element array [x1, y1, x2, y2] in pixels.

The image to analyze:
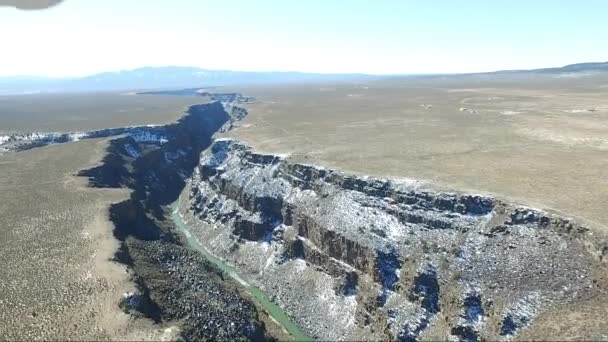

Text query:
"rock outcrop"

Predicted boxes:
[[179, 139, 608, 341]]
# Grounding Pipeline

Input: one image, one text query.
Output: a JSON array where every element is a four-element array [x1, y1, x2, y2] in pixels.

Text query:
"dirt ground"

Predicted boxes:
[[223, 73, 608, 229], [0, 138, 176, 340]]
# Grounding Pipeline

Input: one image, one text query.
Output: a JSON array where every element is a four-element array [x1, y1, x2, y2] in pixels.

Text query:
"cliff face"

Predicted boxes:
[[180, 139, 608, 341], [78, 101, 278, 341]]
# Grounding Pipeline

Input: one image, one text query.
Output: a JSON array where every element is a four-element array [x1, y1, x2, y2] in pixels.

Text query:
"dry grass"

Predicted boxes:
[[0, 139, 172, 340]]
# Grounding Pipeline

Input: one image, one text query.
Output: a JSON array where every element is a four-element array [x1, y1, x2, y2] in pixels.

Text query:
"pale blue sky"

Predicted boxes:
[[1, 0, 607, 77]]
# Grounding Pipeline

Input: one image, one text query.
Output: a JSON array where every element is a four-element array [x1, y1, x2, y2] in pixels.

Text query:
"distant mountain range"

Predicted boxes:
[[493, 61, 608, 74], [543, 61, 608, 72], [1, 62, 607, 95], [0, 66, 373, 95]]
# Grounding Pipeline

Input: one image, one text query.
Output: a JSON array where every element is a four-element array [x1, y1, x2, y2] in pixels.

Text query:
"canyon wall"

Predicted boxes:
[[179, 139, 608, 341], [78, 101, 280, 340]]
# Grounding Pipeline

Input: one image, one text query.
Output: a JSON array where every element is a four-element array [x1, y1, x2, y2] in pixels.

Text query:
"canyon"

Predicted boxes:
[[78, 92, 608, 340], [3, 0, 607, 338], [2, 87, 608, 340]]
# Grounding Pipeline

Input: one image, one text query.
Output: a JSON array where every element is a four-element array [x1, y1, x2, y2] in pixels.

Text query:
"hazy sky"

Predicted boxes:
[[1, 0, 607, 77]]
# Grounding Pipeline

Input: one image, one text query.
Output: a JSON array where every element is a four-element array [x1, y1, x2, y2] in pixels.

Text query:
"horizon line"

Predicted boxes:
[[1, 60, 606, 79]]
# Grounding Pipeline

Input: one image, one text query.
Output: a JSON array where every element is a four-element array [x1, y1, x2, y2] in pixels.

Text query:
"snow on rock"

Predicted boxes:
[[500, 292, 544, 339], [68, 132, 88, 142], [180, 139, 604, 341], [124, 143, 141, 159], [129, 131, 168, 144]]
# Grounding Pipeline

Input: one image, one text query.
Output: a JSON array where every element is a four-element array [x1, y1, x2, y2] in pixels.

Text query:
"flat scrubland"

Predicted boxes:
[[0, 92, 202, 134], [223, 73, 608, 228], [0, 138, 179, 340]]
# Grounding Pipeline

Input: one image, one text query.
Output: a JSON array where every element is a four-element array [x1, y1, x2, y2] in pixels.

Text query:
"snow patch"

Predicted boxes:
[[129, 131, 168, 144], [500, 292, 543, 339], [564, 108, 596, 113], [124, 144, 141, 159], [69, 132, 88, 142], [500, 110, 523, 115]]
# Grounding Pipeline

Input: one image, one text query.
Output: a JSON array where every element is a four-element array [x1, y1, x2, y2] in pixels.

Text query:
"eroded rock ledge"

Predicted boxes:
[[180, 139, 608, 341]]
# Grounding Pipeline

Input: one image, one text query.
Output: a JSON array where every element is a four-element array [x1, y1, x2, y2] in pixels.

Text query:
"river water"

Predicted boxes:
[[170, 203, 312, 341]]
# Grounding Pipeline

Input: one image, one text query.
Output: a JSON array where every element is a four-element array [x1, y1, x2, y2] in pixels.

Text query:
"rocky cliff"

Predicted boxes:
[[78, 101, 283, 341], [179, 139, 608, 341]]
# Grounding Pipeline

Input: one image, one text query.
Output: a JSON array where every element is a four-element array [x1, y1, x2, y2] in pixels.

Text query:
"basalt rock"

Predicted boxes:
[[179, 139, 608, 341], [79, 102, 277, 341]]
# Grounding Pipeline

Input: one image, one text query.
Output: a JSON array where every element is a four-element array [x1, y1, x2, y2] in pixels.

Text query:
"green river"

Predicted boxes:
[[170, 203, 313, 341]]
